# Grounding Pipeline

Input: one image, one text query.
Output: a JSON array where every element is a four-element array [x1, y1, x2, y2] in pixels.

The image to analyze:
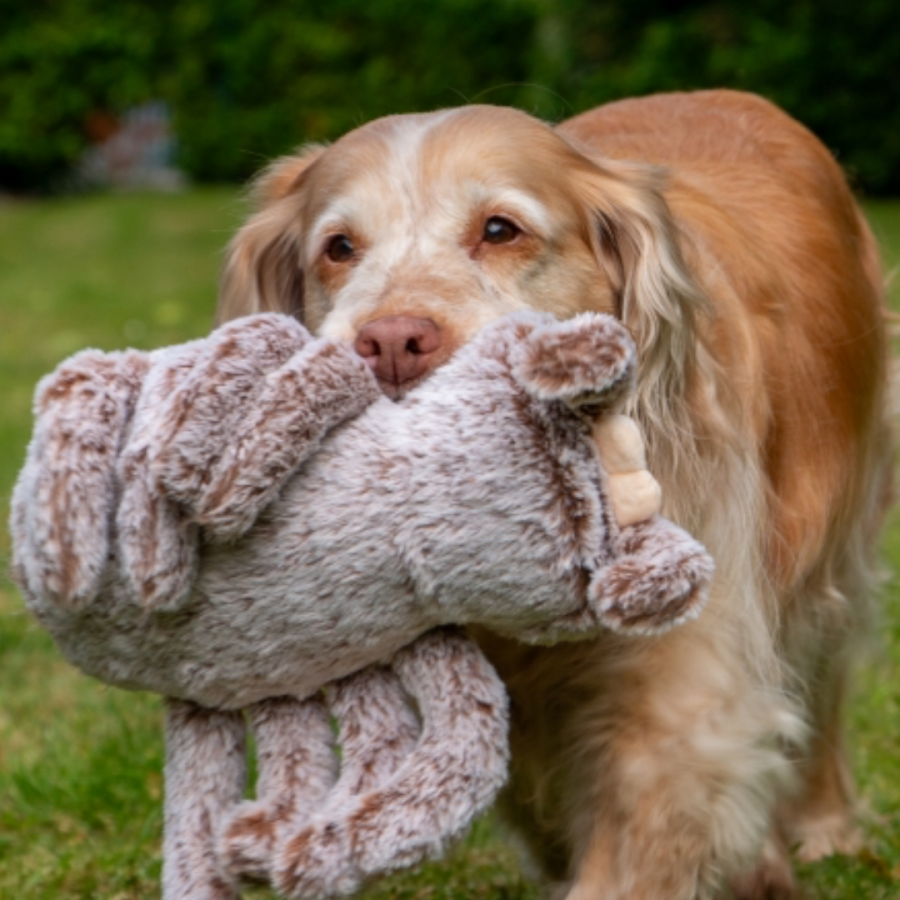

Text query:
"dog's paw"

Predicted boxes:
[[725, 833, 797, 900], [791, 814, 864, 863]]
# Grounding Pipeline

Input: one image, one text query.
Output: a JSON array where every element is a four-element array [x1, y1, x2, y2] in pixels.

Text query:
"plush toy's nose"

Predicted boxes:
[[354, 316, 442, 396]]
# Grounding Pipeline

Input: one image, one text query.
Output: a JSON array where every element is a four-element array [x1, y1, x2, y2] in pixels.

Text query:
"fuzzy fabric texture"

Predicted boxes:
[[11, 310, 714, 900]]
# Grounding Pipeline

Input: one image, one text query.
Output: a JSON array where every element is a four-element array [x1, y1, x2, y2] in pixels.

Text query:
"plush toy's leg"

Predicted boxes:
[[272, 628, 510, 900], [148, 315, 380, 542], [10, 349, 149, 608], [218, 696, 337, 885], [259, 668, 420, 895], [163, 700, 246, 900], [590, 516, 714, 636], [328, 666, 421, 801]]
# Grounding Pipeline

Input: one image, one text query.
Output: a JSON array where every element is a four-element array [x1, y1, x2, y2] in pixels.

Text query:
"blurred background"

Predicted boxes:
[[1, 0, 899, 195], [2, 2, 900, 898]]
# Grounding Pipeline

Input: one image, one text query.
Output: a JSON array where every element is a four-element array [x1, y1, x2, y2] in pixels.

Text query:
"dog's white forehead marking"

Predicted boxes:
[[309, 111, 551, 257], [310, 113, 449, 247]]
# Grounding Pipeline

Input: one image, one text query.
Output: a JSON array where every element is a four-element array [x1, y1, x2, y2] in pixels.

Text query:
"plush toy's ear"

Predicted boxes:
[[10, 349, 148, 607], [509, 312, 636, 411], [591, 517, 714, 636]]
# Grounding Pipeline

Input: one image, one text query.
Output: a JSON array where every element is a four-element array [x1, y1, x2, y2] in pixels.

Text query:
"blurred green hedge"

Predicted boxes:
[[2, 0, 898, 193]]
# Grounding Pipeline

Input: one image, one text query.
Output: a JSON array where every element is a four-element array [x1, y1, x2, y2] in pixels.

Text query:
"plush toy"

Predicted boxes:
[[11, 311, 713, 900]]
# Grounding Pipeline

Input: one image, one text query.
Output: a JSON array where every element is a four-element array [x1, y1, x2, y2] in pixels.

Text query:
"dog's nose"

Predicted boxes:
[[354, 316, 442, 393]]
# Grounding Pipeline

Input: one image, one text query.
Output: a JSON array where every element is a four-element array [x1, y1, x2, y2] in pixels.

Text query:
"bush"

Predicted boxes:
[[162, 0, 536, 183], [540, 0, 900, 194]]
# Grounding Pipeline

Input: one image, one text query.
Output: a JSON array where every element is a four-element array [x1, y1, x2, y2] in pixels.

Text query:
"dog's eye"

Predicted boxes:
[[325, 234, 355, 263], [483, 216, 521, 245]]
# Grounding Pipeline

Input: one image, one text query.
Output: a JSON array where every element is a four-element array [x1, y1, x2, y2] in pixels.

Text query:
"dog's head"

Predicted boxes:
[[218, 105, 702, 399]]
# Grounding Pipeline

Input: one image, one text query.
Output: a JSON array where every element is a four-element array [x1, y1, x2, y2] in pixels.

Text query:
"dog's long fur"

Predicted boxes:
[[216, 90, 892, 899]]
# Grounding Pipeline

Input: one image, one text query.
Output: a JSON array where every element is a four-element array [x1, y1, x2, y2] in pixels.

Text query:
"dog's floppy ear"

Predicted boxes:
[[570, 154, 710, 433], [217, 145, 326, 326]]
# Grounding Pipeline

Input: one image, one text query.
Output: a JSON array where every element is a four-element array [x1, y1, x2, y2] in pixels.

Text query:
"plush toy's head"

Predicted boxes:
[[11, 310, 714, 900]]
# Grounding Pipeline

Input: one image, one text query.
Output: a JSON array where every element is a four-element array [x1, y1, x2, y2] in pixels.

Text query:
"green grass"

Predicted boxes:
[[1, 191, 899, 899]]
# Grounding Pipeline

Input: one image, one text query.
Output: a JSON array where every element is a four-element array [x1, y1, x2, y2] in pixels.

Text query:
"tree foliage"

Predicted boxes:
[[1, 0, 898, 193]]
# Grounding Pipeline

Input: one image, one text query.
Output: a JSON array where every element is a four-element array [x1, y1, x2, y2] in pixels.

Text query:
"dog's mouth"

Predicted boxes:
[[361, 342, 458, 401], [372, 364, 444, 401], [377, 379, 416, 402]]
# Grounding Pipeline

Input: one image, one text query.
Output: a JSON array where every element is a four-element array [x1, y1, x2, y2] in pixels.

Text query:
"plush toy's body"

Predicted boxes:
[[11, 311, 713, 900]]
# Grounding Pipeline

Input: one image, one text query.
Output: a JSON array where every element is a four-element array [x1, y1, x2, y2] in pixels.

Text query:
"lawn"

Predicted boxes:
[[0, 190, 899, 899]]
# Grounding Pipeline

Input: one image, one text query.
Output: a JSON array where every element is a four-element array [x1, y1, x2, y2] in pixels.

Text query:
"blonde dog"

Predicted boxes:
[[216, 90, 893, 899]]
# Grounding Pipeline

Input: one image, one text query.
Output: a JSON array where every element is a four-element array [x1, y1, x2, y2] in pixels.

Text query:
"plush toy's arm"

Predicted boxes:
[[116, 314, 379, 608], [590, 515, 714, 636], [147, 314, 380, 542]]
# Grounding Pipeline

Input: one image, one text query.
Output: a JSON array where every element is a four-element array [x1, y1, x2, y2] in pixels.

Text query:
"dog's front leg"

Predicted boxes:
[[525, 613, 799, 900]]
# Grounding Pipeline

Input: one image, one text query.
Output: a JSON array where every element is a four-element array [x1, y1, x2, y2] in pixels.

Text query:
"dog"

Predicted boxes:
[[215, 90, 893, 899]]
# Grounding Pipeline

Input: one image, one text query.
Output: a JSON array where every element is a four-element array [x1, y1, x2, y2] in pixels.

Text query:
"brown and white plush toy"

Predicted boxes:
[[11, 311, 713, 900]]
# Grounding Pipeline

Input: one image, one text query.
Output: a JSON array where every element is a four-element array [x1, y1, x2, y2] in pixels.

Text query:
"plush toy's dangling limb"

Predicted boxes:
[[271, 628, 509, 900], [590, 516, 714, 636], [219, 670, 420, 892], [218, 696, 337, 884], [147, 314, 380, 542], [163, 700, 246, 900], [326, 666, 421, 802], [10, 349, 149, 608], [240, 669, 421, 897]]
